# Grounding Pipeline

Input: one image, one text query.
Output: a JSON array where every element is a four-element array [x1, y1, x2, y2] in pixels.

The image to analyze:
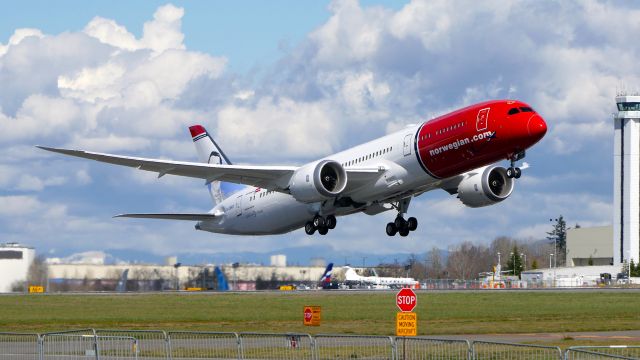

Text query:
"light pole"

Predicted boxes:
[[521, 253, 526, 272], [549, 254, 553, 269], [550, 218, 558, 269]]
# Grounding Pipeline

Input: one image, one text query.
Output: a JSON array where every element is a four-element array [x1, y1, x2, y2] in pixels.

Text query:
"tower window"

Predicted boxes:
[[618, 102, 640, 111]]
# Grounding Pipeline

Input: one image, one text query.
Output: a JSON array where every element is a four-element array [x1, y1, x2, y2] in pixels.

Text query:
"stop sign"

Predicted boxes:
[[396, 288, 417, 312], [304, 308, 313, 323]]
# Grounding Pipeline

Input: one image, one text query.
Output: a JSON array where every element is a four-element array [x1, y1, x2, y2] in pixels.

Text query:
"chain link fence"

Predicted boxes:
[[2, 329, 639, 359]]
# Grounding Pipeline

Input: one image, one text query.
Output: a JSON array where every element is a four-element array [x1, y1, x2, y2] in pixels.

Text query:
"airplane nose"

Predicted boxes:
[[527, 115, 547, 139]]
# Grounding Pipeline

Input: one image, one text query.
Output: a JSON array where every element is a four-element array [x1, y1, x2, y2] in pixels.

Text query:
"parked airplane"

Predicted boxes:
[[343, 266, 419, 289], [38, 100, 546, 236], [319, 263, 339, 289]]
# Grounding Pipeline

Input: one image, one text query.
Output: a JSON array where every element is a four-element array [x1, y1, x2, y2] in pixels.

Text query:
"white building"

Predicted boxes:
[[0, 243, 35, 292], [613, 95, 640, 265], [566, 226, 613, 266]]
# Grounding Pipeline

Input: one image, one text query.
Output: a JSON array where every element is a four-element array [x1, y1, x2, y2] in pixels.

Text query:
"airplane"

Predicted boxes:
[[38, 99, 547, 237], [343, 266, 419, 289], [319, 263, 339, 289]]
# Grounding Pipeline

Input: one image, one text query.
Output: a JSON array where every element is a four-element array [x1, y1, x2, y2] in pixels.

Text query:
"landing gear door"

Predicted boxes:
[[403, 134, 412, 156], [235, 194, 242, 217]]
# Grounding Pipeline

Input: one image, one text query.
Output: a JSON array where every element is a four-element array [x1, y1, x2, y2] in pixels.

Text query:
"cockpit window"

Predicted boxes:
[[520, 107, 534, 112], [508, 108, 520, 115]]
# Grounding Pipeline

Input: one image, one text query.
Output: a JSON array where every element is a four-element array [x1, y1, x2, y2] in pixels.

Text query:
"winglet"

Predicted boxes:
[[189, 125, 207, 139]]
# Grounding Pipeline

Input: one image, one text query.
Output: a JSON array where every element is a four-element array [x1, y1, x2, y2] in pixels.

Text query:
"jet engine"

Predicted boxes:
[[457, 166, 514, 208], [289, 160, 347, 203]]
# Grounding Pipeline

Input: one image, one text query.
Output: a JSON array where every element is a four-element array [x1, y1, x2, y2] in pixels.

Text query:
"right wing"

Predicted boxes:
[[114, 213, 217, 221], [37, 146, 297, 191]]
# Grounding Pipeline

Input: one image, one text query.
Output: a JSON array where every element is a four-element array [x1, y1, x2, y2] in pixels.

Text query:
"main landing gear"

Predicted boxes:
[[385, 197, 418, 237], [305, 214, 336, 236], [506, 151, 525, 179], [386, 215, 418, 237]]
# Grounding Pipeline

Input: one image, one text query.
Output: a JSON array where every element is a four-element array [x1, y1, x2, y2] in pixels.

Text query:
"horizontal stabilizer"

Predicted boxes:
[[114, 213, 217, 221]]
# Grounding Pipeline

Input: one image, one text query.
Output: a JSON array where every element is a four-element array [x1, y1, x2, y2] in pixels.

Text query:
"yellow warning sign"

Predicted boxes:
[[396, 312, 417, 336], [28, 286, 44, 293], [303, 306, 321, 326]]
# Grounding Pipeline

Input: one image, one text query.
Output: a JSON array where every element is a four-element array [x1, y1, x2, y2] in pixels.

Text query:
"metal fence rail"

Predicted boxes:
[[41, 333, 98, 359], [313, 334, 394, 360], [2, 328, 640, 360], [239, 333, 313, 360], [0, 332, 40, 360], [95, 329, 168, 358], [395, 337, 471, 360], [565, 346, 640, 360], [471, 340, 563, 360], [96, 336, 139, 359], [168, 331, 240, 359]]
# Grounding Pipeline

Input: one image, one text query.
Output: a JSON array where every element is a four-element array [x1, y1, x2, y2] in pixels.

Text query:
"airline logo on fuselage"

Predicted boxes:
[[476, 108, 490, 131]]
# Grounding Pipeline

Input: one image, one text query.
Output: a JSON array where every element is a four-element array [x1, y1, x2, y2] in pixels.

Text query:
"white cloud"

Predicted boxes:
[[84, 4, 185, 54], [0, 28, 43, 57], [216, 96, 338, 159]]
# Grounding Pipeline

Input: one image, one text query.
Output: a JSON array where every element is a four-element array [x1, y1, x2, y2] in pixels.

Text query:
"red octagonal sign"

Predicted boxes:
[[396, 288, 417, 312]]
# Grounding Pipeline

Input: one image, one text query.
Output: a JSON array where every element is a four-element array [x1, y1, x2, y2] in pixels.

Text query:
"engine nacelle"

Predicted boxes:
[[457, 166, 514, 208], [289, 160, 347, 203]]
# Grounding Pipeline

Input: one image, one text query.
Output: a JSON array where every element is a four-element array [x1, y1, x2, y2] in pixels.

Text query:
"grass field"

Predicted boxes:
[[1, 290, 639, 340]]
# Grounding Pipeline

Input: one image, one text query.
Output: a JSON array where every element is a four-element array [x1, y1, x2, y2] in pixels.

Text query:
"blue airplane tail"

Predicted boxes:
[[320, 263, 336, 289], [214, 266, 229, 291]]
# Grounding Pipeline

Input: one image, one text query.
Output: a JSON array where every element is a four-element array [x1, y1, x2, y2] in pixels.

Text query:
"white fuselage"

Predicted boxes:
[[197, 125, 435, 235]]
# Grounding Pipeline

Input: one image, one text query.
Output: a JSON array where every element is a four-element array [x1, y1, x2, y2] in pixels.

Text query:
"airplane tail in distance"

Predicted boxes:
[[320, 263, 333, 283], [189, 125, 245, 205]]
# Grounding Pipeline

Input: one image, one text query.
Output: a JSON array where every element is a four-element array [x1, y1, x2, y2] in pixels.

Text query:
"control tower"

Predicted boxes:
[[613, 94, 640, 265]]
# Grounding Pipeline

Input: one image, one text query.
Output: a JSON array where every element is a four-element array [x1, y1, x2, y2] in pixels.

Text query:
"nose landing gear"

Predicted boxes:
[[506, 151, 525, 179], [305, 214, 337, 235]]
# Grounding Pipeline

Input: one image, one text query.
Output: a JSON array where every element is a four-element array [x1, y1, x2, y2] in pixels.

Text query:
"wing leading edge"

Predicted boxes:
[[114, 213, 217, 221], [37, 146, 297, 191]]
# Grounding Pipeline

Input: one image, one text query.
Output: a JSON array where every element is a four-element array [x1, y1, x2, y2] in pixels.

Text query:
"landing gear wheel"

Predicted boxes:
[[318, 226, 329, 235], [326, 215, 337, 230], [407, 217, 418, 231], [386, 223, 397, 236], [394, 216, 406, 229], [506, 167, 515, 178], [312, 215, 325, 228], [514, 167, 522, 179], [399, 228, 410, 237], [304, 222, 316, 235]]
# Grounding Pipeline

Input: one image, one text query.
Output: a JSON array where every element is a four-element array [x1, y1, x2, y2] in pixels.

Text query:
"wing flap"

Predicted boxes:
[[114, 213, 217, 221]]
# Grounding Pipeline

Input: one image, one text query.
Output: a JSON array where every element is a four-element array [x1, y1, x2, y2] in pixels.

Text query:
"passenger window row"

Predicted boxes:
[[425, 121, 466, 140], [342, 147, 393, 167]]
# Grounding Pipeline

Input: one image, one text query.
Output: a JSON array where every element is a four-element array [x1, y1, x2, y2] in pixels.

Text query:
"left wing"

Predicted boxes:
[[37, 146, 297, 191], [114, 213, 217, 221]]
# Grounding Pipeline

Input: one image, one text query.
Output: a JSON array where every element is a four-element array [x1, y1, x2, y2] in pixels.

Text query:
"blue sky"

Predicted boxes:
[[1, 0, 638, 263]]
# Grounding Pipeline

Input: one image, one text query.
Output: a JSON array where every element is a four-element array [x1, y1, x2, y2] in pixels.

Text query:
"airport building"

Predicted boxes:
[[566, 226, 613, 266], [0, 243, 35, 292], [614, 94, 640, 265]]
